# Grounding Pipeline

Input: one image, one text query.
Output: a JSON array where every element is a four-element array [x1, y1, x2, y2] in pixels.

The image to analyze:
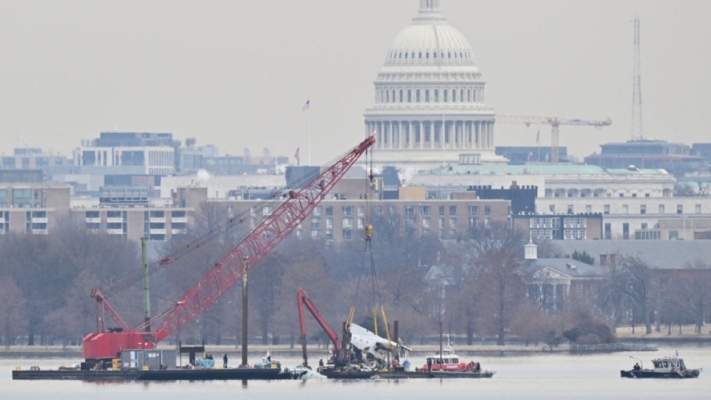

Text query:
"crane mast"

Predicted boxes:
[[84, 136, 376, 360]]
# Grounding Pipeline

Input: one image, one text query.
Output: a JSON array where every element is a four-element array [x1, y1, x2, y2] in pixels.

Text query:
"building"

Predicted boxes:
[[513, 213, 603, 241], [173, 180, 512, 245], [73, 132, 177, 176], [407, 164, 676, 200], [363, 0, 506, 168], [1, 148, 71, 172], [584, 139, 706, 177], [0, 183, 71, 235], [0, 182, 190, 241], [496, 146, 569, 165]]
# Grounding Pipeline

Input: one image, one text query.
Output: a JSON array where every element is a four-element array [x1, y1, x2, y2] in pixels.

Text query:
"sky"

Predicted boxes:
[[1, 0, 710, 164]]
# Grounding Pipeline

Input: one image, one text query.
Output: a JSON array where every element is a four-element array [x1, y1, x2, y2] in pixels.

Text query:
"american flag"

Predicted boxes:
[[302, 100, 310, 111], [536, 129, 540, 144], [294, 147, 300, 165]]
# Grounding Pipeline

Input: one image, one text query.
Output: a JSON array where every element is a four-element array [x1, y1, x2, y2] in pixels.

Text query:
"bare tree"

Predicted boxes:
[[601, 256, 654, 334], [0, 278, 28, 349], [467, 221, 527, 345]]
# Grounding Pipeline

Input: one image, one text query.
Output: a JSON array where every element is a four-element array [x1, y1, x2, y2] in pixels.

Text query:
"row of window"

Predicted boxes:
[[84, 210, 185, 219], [549, 203, 704, 215], [388, 49, 472, 61], [380, 87, 481, 104]]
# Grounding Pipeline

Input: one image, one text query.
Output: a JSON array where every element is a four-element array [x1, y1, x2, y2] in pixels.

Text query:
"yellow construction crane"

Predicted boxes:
[[497, 115, 612, 164]]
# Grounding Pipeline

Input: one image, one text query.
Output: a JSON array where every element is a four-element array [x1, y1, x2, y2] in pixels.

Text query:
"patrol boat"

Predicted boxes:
[[621, 355, 702, 378]]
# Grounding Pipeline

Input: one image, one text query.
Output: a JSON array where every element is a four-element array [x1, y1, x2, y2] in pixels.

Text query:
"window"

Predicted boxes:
[[439, 206, 445, 216], [623, 223, 630, 240], [469, 206, 479, 215], [585, 205, 592, 213], [549, 204, 556, 213], [408, 90, 412, 102], [434, 89, 439, 102], [422, 217, 430, 229], [449, 218, 457, 229], [602, 204, 610, 214], [357, 218, 365, 229], [439, 217, 445, 228], [695, 204, 702, 214], [468, 217, 478, 227], [659, 205, 665, 214], [449, 206, 457, 215], [343, 206, 353, 217], [343, 229, 352, 240], [604, 223, 611, 240], [311, 219, 321, 229], [416, 89, 420, 102], [314, 206, 322, 216], [421, 205, 431, 216], [622, 205, 628, 214], [326, 206, 333, 216], [405, 206, 415, 216], [641, 223, 648, 230], [444, 90, 448, 102], [342, 218, 352, 228], [619, 193, 624, 197], [567, 205, 574, 214], [640, 204, 646, 215], [399, 90, 403, 102], [677, 204, 683, 215], [484, 205, 491, 215], [357, 206, 364, 217], [262, 206, 272, 216]]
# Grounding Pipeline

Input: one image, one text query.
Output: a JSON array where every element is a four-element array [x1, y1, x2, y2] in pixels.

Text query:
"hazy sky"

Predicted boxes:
[[1, 0, 710, 164]]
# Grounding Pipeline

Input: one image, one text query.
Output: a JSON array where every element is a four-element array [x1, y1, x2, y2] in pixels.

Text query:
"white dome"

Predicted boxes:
[[384, 1, 476, 67]]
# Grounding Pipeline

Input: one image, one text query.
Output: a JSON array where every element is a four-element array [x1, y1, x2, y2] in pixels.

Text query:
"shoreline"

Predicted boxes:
[[2, 339, 709, 360]]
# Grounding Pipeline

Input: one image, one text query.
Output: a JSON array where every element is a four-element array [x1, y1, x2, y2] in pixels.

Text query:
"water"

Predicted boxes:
[[1, 346, 708, 400]]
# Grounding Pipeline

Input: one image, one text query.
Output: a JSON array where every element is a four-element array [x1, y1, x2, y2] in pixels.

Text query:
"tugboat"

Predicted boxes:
[[416, 335, 490, 376], [621, 355, 702, 379]]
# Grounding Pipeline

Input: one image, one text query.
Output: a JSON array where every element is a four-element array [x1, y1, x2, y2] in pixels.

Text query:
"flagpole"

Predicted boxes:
[[308, 108, 312, 166]]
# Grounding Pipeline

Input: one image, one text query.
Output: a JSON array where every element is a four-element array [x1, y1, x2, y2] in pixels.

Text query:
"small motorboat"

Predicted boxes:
[[621, 355, 702, 379]]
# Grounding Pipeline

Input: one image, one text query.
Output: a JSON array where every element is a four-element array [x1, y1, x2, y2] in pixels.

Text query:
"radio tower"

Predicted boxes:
[[631, 17, 644, 140]]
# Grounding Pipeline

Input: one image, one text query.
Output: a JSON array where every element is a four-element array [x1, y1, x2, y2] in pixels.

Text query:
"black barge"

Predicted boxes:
[[13, 367, 303, 381]]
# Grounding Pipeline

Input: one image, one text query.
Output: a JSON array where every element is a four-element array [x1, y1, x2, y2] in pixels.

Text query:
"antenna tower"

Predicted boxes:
[[631, 17, 644, 140]]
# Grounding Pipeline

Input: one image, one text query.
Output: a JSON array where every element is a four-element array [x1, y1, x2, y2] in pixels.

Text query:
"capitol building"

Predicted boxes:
[[364, 0, 507, 168]]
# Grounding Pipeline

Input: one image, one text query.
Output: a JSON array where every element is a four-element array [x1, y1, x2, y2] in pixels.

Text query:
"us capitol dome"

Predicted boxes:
[[364, 0, 506, 167]]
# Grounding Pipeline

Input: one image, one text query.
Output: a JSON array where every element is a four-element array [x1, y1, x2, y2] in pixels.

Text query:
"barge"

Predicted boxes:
[[12, 367, 302, 381]]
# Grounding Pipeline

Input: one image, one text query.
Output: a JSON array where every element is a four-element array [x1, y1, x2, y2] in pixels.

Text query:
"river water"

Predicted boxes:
[[1, 346, 708, 399]]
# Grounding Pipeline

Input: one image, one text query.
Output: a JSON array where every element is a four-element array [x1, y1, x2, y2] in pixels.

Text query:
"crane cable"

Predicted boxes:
[[348, 144, 391, 347]]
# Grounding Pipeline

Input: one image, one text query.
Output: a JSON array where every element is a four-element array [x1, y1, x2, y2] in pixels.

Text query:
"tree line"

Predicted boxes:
[[1, 203, 710, 350]]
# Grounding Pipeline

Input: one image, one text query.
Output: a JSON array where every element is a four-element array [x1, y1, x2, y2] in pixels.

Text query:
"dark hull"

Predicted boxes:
[[620, 370, 700, 379], [12, 368, 302, 381], [320, 369, 495, 380]]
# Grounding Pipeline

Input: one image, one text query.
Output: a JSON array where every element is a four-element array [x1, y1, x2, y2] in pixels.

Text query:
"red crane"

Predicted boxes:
[[297, 288, 343, 367], [83, 136, 375, 361]]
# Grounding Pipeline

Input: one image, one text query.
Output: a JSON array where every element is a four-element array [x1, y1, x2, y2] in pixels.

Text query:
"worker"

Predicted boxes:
[[223, 354, 228, 368], [427, 357, 432, 373]]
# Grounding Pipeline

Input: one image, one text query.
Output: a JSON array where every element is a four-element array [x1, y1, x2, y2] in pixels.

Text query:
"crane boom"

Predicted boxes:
[[497, 115, 611, 164], [83, 136, 375, 360], [297, 288, 341, 367]]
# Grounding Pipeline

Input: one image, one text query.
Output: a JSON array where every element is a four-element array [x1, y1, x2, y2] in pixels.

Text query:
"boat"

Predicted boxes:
[[416, 335, 489, 375], [620, 355, 702, 379]]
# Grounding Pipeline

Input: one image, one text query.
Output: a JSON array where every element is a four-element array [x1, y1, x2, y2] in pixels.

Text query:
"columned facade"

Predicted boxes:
[[363, 0, 507, 168]]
